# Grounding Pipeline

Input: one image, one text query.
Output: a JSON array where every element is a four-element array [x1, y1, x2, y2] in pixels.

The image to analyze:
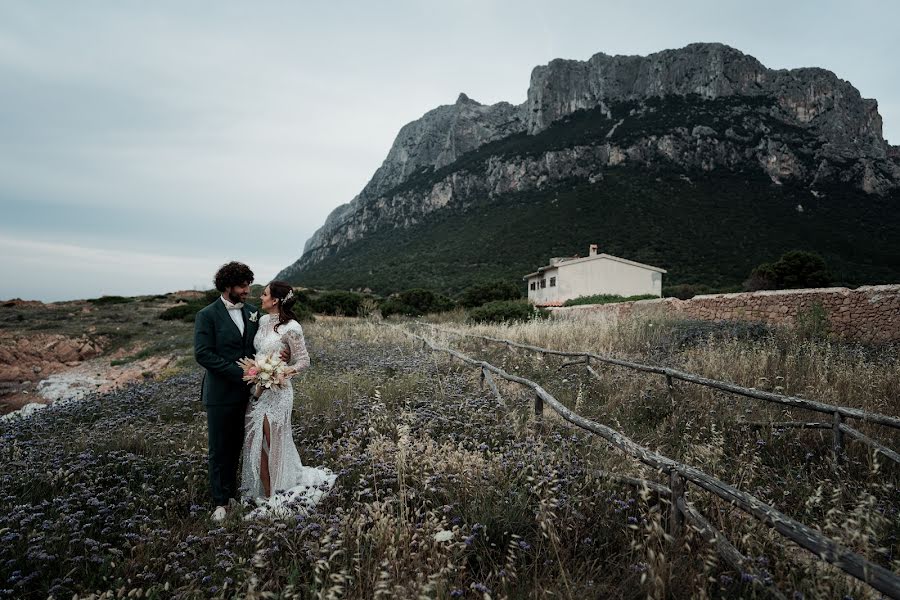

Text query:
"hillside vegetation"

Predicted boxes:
[[291, 167, 900, 295], [286, 94, 900, 295]]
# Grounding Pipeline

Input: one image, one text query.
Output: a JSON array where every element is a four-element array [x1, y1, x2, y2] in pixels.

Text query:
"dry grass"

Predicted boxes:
[[396, 313, 900, 598], [1, 312, 897, 599]]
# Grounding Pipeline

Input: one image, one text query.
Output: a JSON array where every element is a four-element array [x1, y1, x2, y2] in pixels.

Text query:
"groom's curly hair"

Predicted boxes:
[[214, 261, 254, 291]]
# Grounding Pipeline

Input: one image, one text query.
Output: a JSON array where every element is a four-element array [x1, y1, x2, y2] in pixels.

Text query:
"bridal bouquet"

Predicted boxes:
[[237, 353, 296, 394]]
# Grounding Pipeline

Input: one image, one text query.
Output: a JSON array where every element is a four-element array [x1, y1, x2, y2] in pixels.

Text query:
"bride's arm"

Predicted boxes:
[[283, 326, 310, 373]]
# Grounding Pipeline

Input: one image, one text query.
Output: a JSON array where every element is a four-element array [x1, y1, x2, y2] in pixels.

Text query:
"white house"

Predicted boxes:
[[524, 245, 667, 306]]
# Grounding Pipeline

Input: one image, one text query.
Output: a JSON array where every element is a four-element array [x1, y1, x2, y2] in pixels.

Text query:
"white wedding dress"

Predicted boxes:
[[241, 314, 336, 518]]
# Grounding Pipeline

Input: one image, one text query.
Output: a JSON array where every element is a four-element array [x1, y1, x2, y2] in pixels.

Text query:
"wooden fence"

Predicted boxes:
[[398, 325, 900, 599], [424, 324, 900, 467]]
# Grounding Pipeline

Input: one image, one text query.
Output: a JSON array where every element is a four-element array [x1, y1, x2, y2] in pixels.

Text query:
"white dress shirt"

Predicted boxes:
[[221, 296, 245, 336]]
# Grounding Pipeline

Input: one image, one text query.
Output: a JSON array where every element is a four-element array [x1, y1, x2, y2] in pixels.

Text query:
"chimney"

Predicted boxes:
[[589, 244, 598, 256]]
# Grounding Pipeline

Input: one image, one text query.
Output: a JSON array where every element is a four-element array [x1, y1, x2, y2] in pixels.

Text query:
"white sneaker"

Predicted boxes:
[[211, 506, 227, 522]]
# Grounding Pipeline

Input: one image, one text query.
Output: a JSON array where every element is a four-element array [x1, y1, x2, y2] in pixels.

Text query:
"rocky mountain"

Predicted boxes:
[[278, 43, 900, 292]]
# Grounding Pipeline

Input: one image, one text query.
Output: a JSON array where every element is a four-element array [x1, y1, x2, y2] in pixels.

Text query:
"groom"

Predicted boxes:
[[194, 261, 260, 522]]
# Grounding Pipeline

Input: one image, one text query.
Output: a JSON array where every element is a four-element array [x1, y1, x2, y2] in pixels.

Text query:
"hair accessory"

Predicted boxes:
[[284, 289, 294, 302]]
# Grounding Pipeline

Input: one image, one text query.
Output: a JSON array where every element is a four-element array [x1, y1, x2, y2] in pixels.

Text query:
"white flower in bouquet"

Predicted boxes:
[[237, 352, 296, 393]]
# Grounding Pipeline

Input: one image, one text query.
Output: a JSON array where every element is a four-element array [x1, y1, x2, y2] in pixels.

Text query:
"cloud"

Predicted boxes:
[[1, 0, 897, 301], [0, 234, 281, 302]]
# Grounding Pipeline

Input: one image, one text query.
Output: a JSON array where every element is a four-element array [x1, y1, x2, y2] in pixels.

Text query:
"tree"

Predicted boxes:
[[380, 289, 455, 317], [744, 251, 830, 291], [458, 280, 522, 308], [743, 262, 778, 291], [771, 250, 831, 289], [396, 289, 454, 315], [311, 291, 365, 315]]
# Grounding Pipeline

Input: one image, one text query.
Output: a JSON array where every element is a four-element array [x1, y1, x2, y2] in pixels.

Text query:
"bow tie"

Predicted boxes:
[[222, 298, 244, 310]]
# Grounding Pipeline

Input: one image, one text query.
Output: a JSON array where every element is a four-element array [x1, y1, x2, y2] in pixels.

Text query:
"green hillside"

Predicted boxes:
[[288, 167, 900, 295]]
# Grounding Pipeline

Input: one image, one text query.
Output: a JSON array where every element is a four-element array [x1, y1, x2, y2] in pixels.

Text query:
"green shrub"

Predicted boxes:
[[88, 295, 133, 305], [311, 291, 366, 316], [745, 250, 831, 291], [379, 298, 418, 318], [291, 302, 316, 322], [467, 299, 549, 324], [562, 293, 657, 307], [380, 289, 455, 318], [795, 301, 830, 340], [399, 289, 454, 314], [159, 302, 205, 322], [458, 280, 522, 308], [158, 290, 217, 322]]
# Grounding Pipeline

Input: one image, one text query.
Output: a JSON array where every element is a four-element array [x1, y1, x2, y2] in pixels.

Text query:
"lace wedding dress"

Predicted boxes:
[[241, 314, 336, 517]]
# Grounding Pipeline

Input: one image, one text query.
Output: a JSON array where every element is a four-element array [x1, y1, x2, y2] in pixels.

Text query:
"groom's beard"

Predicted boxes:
[[227, 291, 244, 304]]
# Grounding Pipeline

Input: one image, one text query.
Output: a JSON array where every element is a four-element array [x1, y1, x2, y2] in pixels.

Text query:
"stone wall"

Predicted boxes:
[[550, 285, 900, 344]]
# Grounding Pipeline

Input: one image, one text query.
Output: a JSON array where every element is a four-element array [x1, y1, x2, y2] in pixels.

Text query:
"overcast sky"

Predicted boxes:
[[2, 0, 898, 301]]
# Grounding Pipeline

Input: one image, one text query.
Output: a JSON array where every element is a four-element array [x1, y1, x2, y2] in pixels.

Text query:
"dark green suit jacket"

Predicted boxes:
[[194, 298, 260, 407]]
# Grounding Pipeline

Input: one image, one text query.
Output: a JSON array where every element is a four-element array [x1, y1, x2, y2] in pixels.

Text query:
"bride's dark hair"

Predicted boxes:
[[268, 280, 298, 333]]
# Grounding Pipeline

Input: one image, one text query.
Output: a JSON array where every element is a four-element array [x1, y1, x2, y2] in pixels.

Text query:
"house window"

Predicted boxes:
[[540, 279, 546, 289], [549, 277, 556, 287], [530, 282, 536, 291]]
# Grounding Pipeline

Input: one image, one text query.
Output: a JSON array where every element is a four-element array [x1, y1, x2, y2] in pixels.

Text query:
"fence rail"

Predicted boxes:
[[422, 324, 900, 465], [399, 326, 900, 599], [427, 325, 900, 430]]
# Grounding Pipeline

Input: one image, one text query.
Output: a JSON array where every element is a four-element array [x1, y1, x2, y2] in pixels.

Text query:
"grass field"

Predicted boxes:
[[1, 313, 897, 598]]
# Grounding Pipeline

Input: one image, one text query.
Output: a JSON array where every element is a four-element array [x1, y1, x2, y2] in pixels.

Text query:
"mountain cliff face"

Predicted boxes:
[[278, 43, 900, 286]]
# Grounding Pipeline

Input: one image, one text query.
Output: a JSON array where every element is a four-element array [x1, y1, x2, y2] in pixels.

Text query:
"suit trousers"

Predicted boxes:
[[206, 403, 247, 506]]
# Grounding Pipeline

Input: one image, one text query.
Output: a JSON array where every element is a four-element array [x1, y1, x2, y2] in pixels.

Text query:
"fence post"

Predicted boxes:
[[479, 368, 485, 390], [665, 374, 675, 404], [534, 392, 544, 419], [585, 356, 602, 381], [833, 412, 844, 464], [668, 471, 685, 539]]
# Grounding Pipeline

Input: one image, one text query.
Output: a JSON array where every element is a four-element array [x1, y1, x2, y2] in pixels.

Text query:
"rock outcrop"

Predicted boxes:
[[280, 43, 900, 281], [0, 333, 106, 384]]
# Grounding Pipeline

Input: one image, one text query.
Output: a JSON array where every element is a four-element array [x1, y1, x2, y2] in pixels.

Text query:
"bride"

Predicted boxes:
[[240, 280, 336, 517]]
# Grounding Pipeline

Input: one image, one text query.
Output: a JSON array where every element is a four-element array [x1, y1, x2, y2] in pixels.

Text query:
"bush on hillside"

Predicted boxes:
[[159, 302, 205, 322], [378, 298, 417, 318], [311, 291, 366, 316], [88, 295, 133, 305], [398, 289, 455, 314], [380, 289, 455, 318], [744, 250, 831, 291], [458, 280, 522, 308], [157, 290, 216, 322], [467, 300, 549, 324]]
